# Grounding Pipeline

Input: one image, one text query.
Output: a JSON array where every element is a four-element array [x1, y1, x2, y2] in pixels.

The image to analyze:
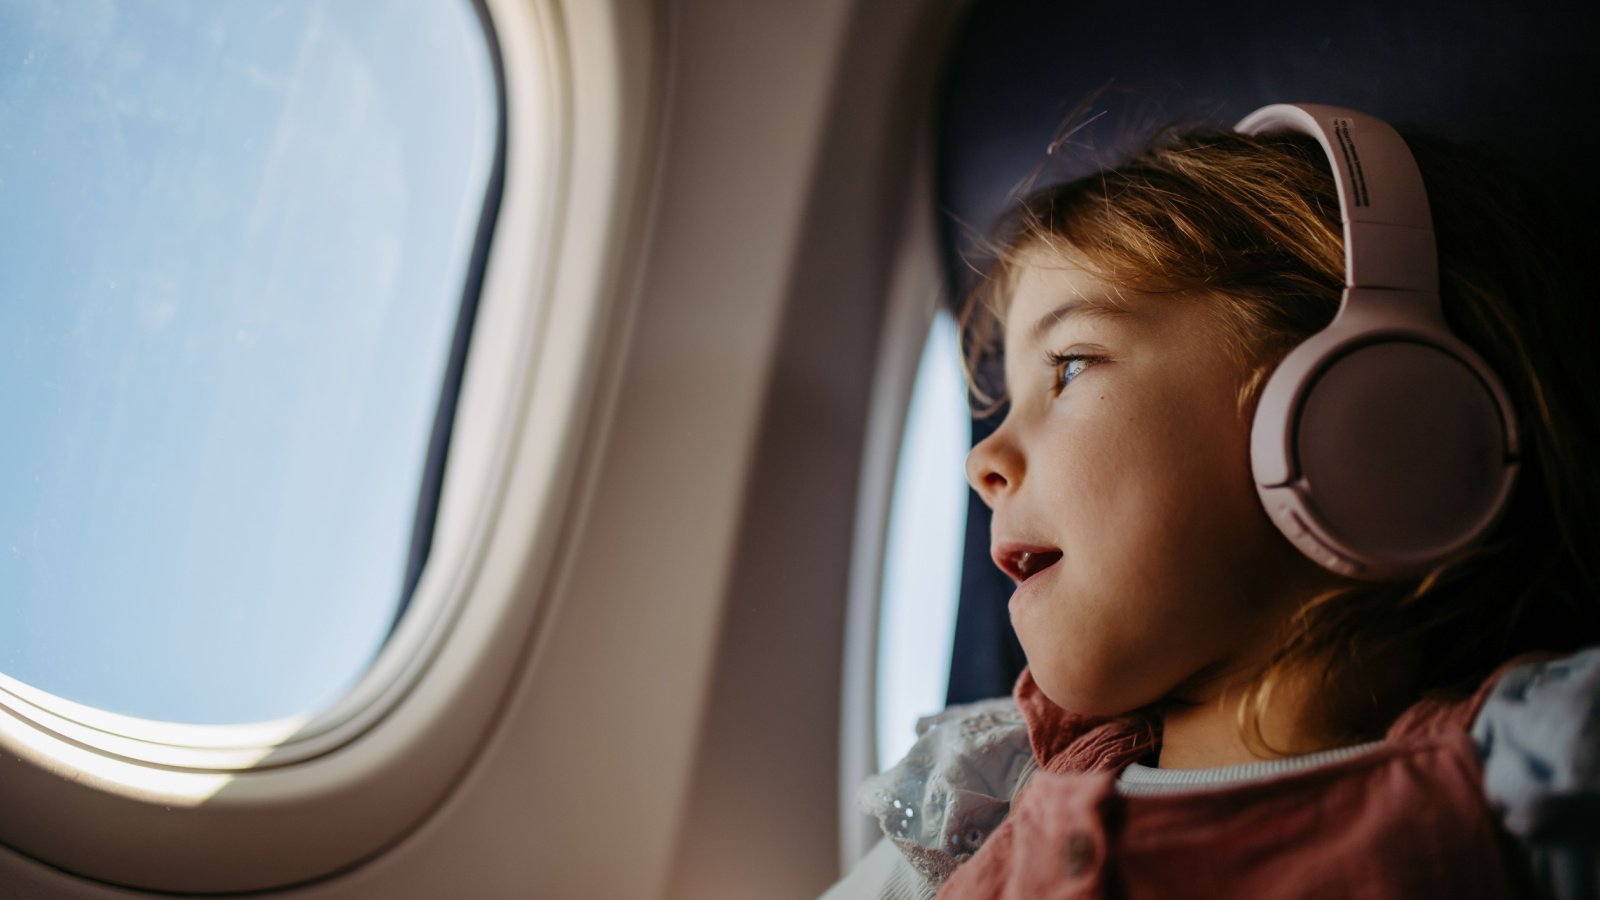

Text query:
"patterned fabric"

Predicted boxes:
[[936, 663, 1535, 899], [1474, 649, 1600, 900], [827, 649, 1600, 899], [821, 838, 938, 900], [855, 697, 1035, 885]]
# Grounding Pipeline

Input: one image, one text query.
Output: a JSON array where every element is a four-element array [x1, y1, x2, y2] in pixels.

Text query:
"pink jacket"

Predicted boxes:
[[937, 666, 1534, 899]]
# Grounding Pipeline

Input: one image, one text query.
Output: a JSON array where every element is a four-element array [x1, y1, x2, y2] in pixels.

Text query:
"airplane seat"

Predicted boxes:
[[937, 0, 1600, 706]]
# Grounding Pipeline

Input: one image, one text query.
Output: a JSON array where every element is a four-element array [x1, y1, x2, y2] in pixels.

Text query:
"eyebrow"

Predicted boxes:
[[1027, 298, 1131, 343]]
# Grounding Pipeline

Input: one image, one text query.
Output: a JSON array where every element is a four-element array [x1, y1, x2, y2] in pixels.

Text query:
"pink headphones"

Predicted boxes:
[[1237, 104, 1519, 581]]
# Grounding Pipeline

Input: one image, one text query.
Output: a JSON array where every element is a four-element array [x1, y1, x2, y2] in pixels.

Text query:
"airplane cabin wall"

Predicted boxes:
[[0, 0, 954, 897]]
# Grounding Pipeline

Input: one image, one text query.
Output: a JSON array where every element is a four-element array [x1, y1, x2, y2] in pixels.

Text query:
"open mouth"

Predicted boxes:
[[995, 546, 1064, 585]]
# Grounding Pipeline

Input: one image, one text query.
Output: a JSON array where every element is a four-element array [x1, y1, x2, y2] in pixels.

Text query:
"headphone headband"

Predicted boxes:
[[1237, 103, 1518, 581], [1237, 104, 1437, 296]]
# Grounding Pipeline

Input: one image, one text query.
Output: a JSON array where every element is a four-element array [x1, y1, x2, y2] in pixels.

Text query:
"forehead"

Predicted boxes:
[[1000, 250, 1140, 353]]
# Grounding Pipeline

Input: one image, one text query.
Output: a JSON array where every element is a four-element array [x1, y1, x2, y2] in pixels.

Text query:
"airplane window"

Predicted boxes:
[[0, 0, 498, 725], [876, 310, 969, 771]]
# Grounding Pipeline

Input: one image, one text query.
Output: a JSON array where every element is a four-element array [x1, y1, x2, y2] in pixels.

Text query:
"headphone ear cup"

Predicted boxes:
[[1236, 104, 1521, 581], [1254, 335, 1518, 580]]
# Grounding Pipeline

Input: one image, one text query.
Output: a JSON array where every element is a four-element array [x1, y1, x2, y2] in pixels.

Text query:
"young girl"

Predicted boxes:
[[825, 104, 1600, 899]]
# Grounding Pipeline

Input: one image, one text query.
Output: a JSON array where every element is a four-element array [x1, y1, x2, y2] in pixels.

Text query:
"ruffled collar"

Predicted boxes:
[[1013, 667, 1161, 774]]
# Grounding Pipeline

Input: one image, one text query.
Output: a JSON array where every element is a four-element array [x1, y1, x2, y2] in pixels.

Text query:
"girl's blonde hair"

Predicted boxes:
[[960, 125, 1600, 745]]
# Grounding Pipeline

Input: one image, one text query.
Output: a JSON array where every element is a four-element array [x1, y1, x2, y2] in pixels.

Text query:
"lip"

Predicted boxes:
[[991, 541, 1064, 587]]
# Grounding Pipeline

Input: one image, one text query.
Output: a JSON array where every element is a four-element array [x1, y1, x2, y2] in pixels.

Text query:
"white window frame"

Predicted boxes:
[[837, 144, 950, 869], [0, 0, 664, 892]]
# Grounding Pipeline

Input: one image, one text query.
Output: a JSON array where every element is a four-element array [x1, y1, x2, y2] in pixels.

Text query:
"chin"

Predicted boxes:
[[1027, 657, 1160, 718]]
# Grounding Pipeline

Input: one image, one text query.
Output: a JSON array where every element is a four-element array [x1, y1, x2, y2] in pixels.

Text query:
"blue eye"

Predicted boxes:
[[1046, 351, 1096, 393]]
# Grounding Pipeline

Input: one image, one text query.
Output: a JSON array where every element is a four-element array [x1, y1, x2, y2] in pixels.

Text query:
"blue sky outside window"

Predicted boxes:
[[0, 1, 499, 725]]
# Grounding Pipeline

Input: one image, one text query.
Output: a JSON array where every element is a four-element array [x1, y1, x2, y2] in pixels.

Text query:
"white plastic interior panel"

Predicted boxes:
[[0, 0, 959, 897]]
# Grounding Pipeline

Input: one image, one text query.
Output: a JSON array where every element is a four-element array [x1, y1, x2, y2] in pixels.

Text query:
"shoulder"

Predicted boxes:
[[1472, 648, 1600, 900], [855, 697, 1035, 887], [819, 838, 938, 900], [1473, 647, 1600, 836]]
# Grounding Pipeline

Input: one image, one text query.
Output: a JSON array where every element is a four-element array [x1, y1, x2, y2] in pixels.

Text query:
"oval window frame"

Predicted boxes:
[[0, 0, 665, 892], [836, 142, 951, 869]]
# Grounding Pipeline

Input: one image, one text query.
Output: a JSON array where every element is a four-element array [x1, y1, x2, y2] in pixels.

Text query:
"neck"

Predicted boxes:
[[1155, 680, 1329, 769]]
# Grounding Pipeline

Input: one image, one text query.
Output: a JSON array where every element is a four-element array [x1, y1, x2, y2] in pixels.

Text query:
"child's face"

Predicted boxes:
[[966, 249, 1316, 716]]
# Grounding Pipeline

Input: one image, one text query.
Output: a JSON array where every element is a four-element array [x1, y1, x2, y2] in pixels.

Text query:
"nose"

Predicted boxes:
[[965, 425, 1022, 508]]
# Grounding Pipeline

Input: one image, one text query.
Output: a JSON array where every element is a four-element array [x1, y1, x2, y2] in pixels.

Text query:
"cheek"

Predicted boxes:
[[1089, 393, 1273, 624], [1013, 379, 1279, 713], [1047, 390, 1256, 561]]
